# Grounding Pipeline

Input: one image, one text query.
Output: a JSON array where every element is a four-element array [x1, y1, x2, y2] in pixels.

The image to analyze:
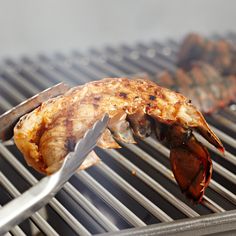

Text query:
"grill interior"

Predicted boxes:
[[0, 34, 236, 236]]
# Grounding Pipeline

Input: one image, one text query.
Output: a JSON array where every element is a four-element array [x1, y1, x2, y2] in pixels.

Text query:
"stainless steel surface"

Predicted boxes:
[[0, 35, 235, 235], [0, 115, 108, 235]]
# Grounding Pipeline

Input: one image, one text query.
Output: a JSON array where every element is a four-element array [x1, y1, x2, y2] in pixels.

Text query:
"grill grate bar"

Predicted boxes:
[[144, 137, 236, 205], [63, 182, 119, 232], [2, 66, 39, 95], [5, 59, 54, 90], [59, 53, 109, 80], [111, 47, 158, 75], [210, 126, 236, 149], [134, 44, 177, 73], [211, 161, 236, 184], [87, 50, 126, 76], [0, 78, 26, 102], [0, 144, 91, 236], [119, 45, 162, 74], [104, 149, 199, 218], [136, 42, 176, 65], [72, 51, 124, 77], [224, 107, 236, 119], [36, 54, 91, 85], [209, 180, 236, 205], [202, 196, 225, 213], [0, 94, 13, 111], [72, 50, 134, 77], [212, 114, 236, 133], [104, 47, 146, 74], [121, 142, 226, 213], [151, 41, 178, 63], [136, 44, 179, 75], [54, 53, 107, 80], [195, 133, 236, 166], [76, 171, 147, 227], [8, 228, 25, 236], [22, 58, 76, 87], [18, 64, 54, 88], [22, 56, 78, 85], [96, 161, 173, 222], [0, 172, 59, 236], [102, 209, 236, 236]]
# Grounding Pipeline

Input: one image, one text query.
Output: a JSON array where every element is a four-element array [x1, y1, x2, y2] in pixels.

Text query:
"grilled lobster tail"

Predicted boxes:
[[14, 78, 224, 202]]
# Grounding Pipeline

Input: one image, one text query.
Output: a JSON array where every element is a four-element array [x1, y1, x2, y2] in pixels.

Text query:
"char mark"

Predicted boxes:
[[119, 92, 128, 98], [149, 95, 156, 100], [93, 103, 99, 109], [94, 95, 101, 101]]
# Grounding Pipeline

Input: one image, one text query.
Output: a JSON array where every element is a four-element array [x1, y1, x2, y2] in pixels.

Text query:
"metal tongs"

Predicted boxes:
[[0, 83, 109, 234]]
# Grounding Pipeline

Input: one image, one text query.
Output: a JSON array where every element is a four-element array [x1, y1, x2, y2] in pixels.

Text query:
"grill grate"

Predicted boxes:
[[0, 34, 235, 235]]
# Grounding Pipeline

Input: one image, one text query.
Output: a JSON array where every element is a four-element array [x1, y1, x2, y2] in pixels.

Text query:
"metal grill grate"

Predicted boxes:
[[0, 34, 235, 236]]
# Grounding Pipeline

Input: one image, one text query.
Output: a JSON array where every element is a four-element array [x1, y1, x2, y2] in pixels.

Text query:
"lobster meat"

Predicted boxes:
[[177, 33, 236, 76], [157, 63, 236, 114]]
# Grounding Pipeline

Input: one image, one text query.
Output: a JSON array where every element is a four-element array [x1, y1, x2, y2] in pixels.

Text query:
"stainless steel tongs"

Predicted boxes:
[[0, 83, 109, 234]]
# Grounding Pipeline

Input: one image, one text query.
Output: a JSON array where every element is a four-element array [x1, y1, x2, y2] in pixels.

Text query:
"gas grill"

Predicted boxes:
[[0, 34, 235, 236]]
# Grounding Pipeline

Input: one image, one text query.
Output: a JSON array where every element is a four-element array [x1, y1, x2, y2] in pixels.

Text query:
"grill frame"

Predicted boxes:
[[101, 209, 236, 236], [0, 34, 235, 235]]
